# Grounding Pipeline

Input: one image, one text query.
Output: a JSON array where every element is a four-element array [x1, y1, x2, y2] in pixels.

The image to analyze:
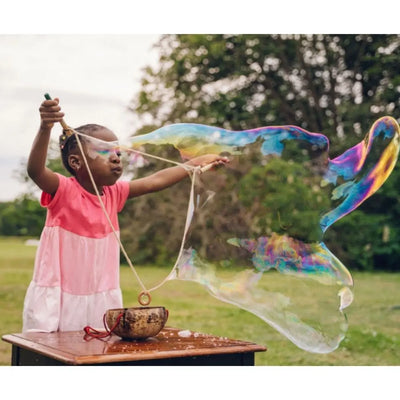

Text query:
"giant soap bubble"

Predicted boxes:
[[128, 116, 399, 353]]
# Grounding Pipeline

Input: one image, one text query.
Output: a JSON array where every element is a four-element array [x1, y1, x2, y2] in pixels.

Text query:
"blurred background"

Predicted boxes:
[[2, 33, 400, 274]]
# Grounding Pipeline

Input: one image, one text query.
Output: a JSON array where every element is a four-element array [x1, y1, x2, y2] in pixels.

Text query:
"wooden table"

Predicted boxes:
[[2, 327, 266, 366]]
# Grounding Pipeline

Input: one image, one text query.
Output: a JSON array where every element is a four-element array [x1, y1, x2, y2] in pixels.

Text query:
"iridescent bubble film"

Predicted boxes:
[[79, 134, 121, 160], [129, 116, 399, 353]]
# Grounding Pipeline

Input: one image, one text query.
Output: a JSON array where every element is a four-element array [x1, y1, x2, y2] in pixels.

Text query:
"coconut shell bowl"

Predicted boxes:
[[105, 306, 169, 340]]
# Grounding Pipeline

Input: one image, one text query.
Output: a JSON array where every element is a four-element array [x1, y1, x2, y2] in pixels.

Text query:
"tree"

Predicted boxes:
[[0, 195, 46, 236], [125, 34, 400, 270], [132, 34, 400, 154]]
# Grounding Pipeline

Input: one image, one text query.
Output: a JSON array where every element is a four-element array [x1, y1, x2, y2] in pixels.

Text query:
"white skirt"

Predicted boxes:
[[22, 281, 123, 332]]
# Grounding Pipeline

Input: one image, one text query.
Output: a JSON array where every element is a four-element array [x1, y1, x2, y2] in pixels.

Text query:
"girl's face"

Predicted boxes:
[[81, 128, 123, 186]]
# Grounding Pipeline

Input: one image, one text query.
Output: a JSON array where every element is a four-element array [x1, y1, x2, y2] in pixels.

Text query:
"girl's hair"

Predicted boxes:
[[59, 124, 108, 176]]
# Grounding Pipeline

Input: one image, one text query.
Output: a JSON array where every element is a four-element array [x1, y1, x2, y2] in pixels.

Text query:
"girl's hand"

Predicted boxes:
[[187, 154, 230, 171], [39, 98, 65, 129]]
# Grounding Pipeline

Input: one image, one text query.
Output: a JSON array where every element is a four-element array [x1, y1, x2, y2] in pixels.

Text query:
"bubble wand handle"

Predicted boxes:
[[44, 93, 73, 134]]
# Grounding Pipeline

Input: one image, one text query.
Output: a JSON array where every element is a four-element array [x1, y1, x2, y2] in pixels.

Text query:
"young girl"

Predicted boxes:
[[22, 97, 228, 332]]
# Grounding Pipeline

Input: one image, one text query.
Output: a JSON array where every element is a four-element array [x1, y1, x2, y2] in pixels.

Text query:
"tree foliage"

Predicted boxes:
[[125, 34, 400, 271], [0, 195, 46, 236], [133, 34, 400, 154]]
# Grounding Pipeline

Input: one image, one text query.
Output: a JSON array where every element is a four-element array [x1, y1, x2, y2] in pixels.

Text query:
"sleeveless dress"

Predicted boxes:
[[22, 173, 130, 332]]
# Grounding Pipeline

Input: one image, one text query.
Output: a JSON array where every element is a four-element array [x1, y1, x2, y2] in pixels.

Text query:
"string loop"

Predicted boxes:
[[138, 291, 152, 306], [83, 311, 124, 339]]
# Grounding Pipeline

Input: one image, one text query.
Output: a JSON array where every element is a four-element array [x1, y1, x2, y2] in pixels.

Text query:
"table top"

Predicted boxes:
[[2, 327, 266, 365]]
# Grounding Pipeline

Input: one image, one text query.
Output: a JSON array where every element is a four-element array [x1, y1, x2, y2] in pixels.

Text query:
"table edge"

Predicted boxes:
[[2, 333, 266, 365]]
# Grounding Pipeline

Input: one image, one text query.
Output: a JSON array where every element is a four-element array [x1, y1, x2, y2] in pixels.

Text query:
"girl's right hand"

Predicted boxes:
[[39, 98, 65, 129]]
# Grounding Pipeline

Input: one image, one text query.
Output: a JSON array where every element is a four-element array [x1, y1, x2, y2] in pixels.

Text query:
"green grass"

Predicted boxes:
[[0, 236, 399, 366]]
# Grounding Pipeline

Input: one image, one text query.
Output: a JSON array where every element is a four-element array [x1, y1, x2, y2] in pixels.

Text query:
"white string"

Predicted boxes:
[[73, 130, 194, 170], [70, 129, 201, 300], [72, 131, 148, 293], [146, 170, 197, 293], [121, 145, 194, 170]]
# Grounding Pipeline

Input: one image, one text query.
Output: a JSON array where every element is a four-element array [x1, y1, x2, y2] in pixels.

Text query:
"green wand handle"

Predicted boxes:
[[44, 93, 72, 134]]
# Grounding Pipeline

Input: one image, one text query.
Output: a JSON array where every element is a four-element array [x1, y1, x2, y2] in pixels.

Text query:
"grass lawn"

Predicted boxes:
[[0, 236, 399, 366]]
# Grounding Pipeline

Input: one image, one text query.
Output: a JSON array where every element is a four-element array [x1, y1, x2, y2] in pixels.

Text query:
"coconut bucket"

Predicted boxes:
[[105, 306, 169, 340]]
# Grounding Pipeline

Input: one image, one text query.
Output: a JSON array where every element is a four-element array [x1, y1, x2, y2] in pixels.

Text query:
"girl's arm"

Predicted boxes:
[[27, 98, 64, 196], [128, 154, 229, 198]]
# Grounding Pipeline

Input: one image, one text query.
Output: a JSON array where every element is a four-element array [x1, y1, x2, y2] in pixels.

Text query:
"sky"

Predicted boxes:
[[0, 34, 161, 201]]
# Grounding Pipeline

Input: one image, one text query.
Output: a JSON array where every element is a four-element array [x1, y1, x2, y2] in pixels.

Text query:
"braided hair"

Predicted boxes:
[[59, 124, 108, 176]]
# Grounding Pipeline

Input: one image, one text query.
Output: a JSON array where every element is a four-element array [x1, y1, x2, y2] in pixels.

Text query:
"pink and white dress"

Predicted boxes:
[[22, 173, 130, 332]]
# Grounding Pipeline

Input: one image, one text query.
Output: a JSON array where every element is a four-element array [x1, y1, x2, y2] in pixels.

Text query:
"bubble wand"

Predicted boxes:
[[43, 93, 155, 304]]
